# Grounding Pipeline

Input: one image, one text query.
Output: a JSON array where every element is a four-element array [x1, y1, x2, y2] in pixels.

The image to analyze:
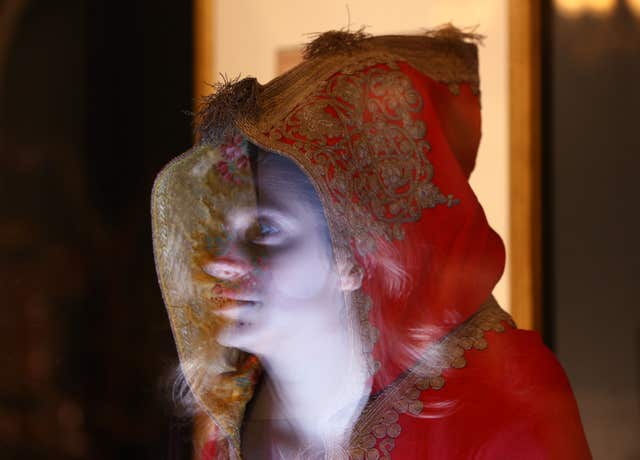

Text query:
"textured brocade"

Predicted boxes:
[[258, 65, 458, 252], [151, 142, 260, 455], [349, 297, 515, 460]]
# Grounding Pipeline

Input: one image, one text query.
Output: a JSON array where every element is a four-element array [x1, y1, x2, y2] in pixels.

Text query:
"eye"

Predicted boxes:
[[247, 218, 284, 245], [258, 221, 280, 237]]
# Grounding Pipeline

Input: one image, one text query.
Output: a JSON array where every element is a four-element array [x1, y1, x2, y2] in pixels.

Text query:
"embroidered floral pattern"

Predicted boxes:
[[349, 298, 515, 460], [269, 67, 458, 253], [216, 134, 249, 184], [350, 290, 381, 375]]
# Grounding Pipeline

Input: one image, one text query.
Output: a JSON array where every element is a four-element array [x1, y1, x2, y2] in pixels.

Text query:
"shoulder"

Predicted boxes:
[[371, 324, 592, 459], [463, 325, 593, 459]]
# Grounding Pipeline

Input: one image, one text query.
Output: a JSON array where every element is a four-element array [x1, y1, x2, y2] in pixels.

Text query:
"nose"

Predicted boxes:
[[202, 256, 251, 281]]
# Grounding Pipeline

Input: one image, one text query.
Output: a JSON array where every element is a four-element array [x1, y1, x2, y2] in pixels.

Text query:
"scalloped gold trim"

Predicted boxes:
[[349, 297, 515, 459]]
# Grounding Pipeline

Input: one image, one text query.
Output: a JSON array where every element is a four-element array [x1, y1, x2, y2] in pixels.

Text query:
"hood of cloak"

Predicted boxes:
[[151, 26, 513, 458]]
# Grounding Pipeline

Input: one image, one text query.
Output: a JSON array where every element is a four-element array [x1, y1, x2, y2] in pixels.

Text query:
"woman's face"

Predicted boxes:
[[202, 152, 346, 354]]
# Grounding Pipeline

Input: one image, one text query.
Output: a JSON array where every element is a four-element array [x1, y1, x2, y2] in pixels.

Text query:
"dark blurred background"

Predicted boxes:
[[1, 0, 639, 459], [1, 1, 193, 458], [546, 1, 640, 458]]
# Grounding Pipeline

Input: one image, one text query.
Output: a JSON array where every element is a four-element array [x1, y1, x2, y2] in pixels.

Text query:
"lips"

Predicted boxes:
[[213, 296, 261, 323], [214, 303, 253, 319], [209, 281, 261, 323], [210, 280, 261, 301], [221, 289, 260, 302]]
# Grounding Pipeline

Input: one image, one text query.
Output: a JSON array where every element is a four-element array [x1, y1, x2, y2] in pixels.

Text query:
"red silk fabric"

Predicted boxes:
[[348, 63, 590, 457], [346, 63, 507, 392], [391, 327, 592, 459]]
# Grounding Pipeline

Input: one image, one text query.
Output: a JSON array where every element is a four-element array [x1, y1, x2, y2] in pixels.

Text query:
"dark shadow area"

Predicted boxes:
[[1, 1, 194, 458], [546, 1, 640, 458]]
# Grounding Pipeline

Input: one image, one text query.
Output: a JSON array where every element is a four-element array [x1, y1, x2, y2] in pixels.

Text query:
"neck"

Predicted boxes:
[[252, 320, 370, 447]]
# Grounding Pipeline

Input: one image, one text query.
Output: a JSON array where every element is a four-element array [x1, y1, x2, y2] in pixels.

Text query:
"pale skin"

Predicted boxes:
[[202, 151, 370, 458]]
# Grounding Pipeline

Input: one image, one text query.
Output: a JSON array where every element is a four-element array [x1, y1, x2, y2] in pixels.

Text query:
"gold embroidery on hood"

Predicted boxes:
[[349, 298, 515, 460], [266, 66, 458, 254]]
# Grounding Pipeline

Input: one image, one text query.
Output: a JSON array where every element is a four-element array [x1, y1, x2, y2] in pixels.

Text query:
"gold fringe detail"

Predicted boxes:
[[302, 24, 482, 63], [422, 23, 485, 46], [303, 27, 370, 60], [194, 76, 261, 145]]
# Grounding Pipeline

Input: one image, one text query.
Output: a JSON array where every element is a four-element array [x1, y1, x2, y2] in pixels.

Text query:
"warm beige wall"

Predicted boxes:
[[214, 0, 510, 309]]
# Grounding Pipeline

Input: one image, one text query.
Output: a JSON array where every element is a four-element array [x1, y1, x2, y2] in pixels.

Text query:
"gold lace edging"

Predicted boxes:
[[349, 298, 515, 460]]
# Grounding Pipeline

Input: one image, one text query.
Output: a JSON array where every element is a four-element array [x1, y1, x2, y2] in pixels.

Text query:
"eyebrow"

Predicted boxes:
[[256, 207, 296, 227]]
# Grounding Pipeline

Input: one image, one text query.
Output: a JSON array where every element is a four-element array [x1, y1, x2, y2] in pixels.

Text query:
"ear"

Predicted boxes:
[[339, 262, 364, 292]]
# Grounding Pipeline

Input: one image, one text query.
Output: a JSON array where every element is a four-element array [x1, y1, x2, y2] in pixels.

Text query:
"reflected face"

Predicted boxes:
[[202, 151, 345, 354]]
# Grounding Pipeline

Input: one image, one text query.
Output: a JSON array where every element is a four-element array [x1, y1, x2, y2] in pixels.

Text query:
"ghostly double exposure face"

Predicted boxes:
[[202, 150, 346, 355]]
